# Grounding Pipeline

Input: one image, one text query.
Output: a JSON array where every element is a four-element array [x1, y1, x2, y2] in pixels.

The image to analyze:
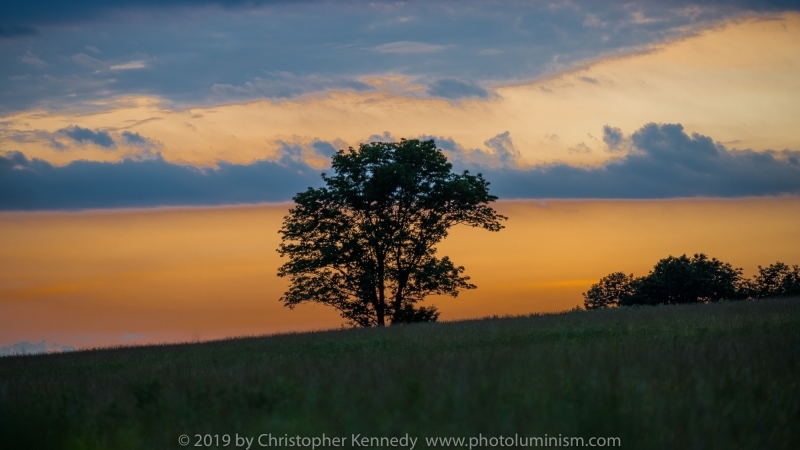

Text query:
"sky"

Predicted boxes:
[[1, 0, 800, 351], [3, 198, 799, 352]]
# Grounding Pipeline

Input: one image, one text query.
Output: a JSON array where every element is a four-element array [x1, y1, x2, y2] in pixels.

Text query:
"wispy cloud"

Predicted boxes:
[[19, 51, 47, 68], [1, 1, 797, 112], [110, 60, 147, 70], [70, 52, 107, 70], [371, 41, 447, 54], [210, 72, 373, 99]]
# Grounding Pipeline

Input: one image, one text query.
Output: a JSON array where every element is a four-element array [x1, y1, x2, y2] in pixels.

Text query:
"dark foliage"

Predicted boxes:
[[585, 253, 744, 308], [586, 254, 800, 308], [744, 262, 800, 299], [277, 139, 506, 327], [583, 272, 636, 309], [623, 254, 743, 305]]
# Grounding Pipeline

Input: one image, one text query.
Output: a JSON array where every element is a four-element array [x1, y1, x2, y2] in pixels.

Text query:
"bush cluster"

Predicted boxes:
[[583, 254, 800, 309]]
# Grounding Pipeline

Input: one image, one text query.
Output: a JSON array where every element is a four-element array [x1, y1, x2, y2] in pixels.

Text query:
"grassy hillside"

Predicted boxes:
[[2, 299, 799, 449]]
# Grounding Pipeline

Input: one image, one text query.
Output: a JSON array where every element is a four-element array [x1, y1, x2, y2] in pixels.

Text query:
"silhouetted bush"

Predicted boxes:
[[625, 254, 743, 305], [390, 304, 441, 324], [585, 253, 749, 308], [744, 262, 800, 299], [583, 272, 636, 309]]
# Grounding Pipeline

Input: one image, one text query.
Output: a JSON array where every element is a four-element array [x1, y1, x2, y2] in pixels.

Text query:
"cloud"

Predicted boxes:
[[121, 130, 159, 149], [427, 78, 489, 99], [49, 139, 66, 151], [70, 54, 151, 72], [123, 333, 144, 341], [371, 41, 447, 54], [210, 72, 373, 100], [271, 138, 343, 168], [121, 131, 149, 146], [310, 140, 338, 158], [70, 52, 107, 70], [423, 131, 520, 168], [602, 125, 625, 151], [0, 148, 324, 210], [583, 14, 602, 28], [0, 340, 75, 356], [0, 25, 38, 39], [569, 142, 593, 154], [449, 123, 800, 199], [1, 1, 796, 31], [110, 60, 147, 70], [2, 124, 800, 210], [483, 131, 521, 166], [2, 1, 799, 113], [359, 131, 396, 144], [19, 51, 47, 68], [58, 125, 115, 148]]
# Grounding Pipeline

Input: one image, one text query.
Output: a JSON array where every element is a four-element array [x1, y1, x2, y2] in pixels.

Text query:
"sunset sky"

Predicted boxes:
[[2, 0, 800, 352]]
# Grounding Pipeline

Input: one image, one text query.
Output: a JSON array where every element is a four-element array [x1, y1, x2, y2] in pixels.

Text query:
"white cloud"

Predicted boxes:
[[110, 60, 147, 70]]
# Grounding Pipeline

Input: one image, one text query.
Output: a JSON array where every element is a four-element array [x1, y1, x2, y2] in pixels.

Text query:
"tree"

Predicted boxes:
[[620, 253, 743, 306], [277, 139, 506, 327], [583, 272, 636, 309], [745, 262, 800, 299]]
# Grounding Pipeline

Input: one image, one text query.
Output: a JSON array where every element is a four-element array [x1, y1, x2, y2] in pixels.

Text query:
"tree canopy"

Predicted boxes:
[[582, 272, 636, 309], [277, 139, 506, 327], [584, 253, 744, 309], [745, 262, 800, 299], [584, 254, 800, 309], [625, 253, 743, 306]]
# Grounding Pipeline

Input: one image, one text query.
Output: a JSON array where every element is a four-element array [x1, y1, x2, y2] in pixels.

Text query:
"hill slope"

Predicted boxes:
[[2, 299, 799, 449]]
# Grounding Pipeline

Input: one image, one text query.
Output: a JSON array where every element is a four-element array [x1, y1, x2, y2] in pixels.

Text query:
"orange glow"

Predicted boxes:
[[2, 14, 799, 168], [2, 198, 799, 349]]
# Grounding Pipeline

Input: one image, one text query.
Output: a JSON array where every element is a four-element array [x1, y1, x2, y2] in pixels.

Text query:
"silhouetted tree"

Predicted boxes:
[[277, 139, 506, 327], [745, 262, 800, 298], [583, 272, 636, 309], [620, 253, 743, 305]]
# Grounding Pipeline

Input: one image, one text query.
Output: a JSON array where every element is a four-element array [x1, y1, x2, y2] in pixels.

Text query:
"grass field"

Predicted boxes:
[[2, 299, 799, 450]]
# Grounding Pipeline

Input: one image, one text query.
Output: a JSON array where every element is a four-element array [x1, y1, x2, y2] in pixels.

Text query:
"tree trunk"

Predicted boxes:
[[376, 250, 386, 327], [376, 297, 385, 327], [392, 278, 407, 323]]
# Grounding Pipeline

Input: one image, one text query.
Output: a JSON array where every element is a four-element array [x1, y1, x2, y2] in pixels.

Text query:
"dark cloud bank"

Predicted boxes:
[[2, 123, 799, 210], [0, 145, 322, 210], [473, 123, 800, 199]]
